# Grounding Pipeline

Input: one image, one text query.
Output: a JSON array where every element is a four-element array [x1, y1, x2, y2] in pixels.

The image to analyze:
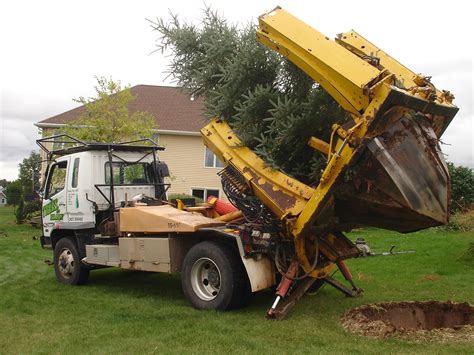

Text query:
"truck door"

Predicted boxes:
[[42, 158, 69, 235], [66, 156, 88, 224]]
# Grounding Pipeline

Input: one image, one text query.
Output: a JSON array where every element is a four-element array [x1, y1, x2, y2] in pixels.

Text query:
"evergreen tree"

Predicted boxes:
[[151, 7, 346, 184], [15, 196, 26, 224], [5, 180, 22, 206]]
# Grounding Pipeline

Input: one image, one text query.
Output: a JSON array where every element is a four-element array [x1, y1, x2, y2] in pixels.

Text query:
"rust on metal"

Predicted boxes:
[[332, 110, 450, 232], [244, 167, 299, 212]]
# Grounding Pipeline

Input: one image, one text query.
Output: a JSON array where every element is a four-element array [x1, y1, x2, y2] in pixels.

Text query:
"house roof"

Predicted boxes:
[[36, 85, 207, 134]]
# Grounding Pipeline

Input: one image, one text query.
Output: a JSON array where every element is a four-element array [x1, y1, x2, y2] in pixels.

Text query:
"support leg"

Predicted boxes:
[[267, 277, 317, 320]]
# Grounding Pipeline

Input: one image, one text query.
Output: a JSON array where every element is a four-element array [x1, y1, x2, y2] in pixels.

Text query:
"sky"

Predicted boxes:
[[0, 0, 472, 181]]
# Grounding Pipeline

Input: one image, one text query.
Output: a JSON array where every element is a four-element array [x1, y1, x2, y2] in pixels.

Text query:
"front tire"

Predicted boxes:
[[181, 241, 250, 310], [54, 237, 89, 285]]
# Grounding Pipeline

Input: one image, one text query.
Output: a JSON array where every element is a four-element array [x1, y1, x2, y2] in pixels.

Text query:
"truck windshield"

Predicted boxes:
[[105, 162, 153, 185]]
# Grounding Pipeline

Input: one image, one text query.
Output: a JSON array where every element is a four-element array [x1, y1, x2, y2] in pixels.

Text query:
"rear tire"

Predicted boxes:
[[181, 241, 250, 310], [54, 237, 89, 285]]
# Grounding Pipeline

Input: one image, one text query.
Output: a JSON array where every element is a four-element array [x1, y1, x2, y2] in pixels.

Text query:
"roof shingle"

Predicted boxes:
[[38, 85, 206, 133]]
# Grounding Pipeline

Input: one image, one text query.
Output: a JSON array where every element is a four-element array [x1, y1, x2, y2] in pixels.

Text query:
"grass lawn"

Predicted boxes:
[[0, 206, 473, 354]]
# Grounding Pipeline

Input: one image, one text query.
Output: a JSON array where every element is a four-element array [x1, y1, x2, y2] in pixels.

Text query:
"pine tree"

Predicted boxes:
[[15, 196, 26, 224], [151, 7, 346, 184]]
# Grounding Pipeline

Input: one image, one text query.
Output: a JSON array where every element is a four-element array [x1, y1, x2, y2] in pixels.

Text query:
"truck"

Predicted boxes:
[[38, 7, 458, 319]]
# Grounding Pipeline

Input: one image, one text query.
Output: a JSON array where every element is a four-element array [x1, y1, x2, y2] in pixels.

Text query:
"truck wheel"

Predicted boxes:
[[54, 237, 89, 285], [181, 241, 250, 310]]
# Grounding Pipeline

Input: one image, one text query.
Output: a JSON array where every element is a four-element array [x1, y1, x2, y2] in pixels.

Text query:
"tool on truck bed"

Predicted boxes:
[[37, 7, 457, 319]]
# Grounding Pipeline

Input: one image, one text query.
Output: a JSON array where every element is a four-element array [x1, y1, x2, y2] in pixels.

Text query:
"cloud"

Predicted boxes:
[[0, 0, 472, 181], [0, 116, 40, 166], [1, 91, 77, 122]]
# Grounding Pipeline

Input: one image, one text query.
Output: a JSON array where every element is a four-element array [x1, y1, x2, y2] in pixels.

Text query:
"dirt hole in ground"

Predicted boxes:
[[342, 301, 474, 342]]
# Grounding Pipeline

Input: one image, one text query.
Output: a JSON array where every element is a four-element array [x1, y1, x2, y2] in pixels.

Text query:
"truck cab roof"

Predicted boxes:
[[37, 134, 164, 159]]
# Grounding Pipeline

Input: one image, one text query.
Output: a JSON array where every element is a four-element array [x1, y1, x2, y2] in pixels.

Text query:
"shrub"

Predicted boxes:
[[24, 199, 42, 218], [15, 197, 26, 224], [448, 162, 474, 212]]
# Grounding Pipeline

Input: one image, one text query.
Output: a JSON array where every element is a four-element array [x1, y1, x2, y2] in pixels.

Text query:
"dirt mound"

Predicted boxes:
[[341, 301, 474, 342]]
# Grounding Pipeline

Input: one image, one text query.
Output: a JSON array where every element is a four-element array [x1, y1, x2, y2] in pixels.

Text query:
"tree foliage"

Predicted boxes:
[[151, 8, 346, 184], [448, 162, 474, 212], [63, 76, 157, 143], [15, 197, 26, 224], [5, 180, 22, 206], [18, 151, 41, 196], [24, 199, 42, 218]]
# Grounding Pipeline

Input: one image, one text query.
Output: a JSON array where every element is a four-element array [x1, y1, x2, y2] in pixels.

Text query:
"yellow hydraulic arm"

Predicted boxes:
[[201, 7, 458, 277], [257, 8, 381, 117], [254, 7, 457, 241], [256, 8, 456, 124]]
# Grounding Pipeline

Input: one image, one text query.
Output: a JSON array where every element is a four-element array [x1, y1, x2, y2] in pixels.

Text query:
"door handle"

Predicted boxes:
[[59, 203, 66, 206]]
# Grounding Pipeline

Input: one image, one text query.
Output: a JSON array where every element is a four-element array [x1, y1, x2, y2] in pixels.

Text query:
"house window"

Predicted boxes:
[[191, 188, 220, 201], [1, 198, 4, 204], [204, 147, 225, 168]]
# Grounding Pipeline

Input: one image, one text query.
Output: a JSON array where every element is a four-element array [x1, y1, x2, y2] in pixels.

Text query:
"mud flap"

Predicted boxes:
[[241, 256, 276, 292]]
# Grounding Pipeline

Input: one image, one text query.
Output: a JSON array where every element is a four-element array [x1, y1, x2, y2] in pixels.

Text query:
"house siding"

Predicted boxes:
[[0, 193, 7, 206], [158, 134, 225, 200]]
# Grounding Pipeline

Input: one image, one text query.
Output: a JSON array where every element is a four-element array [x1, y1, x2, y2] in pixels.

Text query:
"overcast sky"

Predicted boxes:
[[1, 0, 472, 180]]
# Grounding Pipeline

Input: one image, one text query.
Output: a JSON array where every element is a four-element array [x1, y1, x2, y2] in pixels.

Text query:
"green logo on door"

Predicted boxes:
[[50, 214, 64, 221], [42, 199, 59, 217]]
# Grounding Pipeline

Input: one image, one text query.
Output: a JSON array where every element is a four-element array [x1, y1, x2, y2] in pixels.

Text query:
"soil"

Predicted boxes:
[[341, 301, 474, 342]]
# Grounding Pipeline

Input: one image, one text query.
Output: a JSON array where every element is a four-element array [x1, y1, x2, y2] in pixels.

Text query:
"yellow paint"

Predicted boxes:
[[201, 6, 458, 273], [257, 7, 380, 115], [201, 120, 314, 219], [308, 137, 329, 155]]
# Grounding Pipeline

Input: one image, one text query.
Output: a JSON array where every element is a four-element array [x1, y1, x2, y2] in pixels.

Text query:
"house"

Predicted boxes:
[[35, 85, 226, 201], [0, 187, 7, 207]]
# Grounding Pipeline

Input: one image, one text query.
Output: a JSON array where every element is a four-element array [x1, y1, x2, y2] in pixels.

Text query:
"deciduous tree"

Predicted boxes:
[[18, 151, 41, 196], [448, 162, 474, 212], [63, 76, 157, 143]]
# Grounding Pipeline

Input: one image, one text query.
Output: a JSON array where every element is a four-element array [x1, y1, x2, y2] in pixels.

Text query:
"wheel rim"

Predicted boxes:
[[58, 248, 75, 279], [190, 257, 221, 301]]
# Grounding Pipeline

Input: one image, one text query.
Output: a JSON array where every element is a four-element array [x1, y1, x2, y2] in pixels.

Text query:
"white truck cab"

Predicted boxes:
[[36, 135, 274, 311], [38, 136, 168, 243]]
